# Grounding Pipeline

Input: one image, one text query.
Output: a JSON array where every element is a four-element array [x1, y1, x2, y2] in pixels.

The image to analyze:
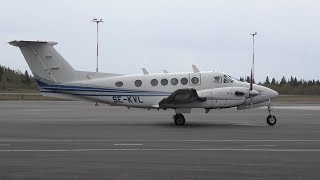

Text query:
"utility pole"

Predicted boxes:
[[92, 18, 103, 106], [250, 32, 257, 83], [92, 18, 104, 73]]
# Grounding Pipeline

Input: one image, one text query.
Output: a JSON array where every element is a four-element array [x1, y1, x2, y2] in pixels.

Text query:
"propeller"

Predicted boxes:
[[249, 32, 259, 108], [249, 68, 259, 96], [250, 68, 253, 91], [235, 32, 260, 109]]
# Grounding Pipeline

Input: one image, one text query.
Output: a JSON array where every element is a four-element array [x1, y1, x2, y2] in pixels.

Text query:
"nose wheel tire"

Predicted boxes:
[[173, 113, 185, 126], [266, 115, 276, 126]]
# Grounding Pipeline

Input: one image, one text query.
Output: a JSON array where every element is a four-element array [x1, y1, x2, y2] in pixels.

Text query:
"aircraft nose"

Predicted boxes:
[[267, 89, 279, 100]]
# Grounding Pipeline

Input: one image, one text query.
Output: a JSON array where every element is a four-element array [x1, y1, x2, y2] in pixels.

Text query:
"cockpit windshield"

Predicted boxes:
[[213, 74, 237, 84], [223, 74, 236, 83]]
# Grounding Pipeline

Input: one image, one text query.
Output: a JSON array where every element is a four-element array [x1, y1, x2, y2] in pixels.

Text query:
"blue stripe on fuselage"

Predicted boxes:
[[36, 79, 171, 95], [40, 90, 169, 96]]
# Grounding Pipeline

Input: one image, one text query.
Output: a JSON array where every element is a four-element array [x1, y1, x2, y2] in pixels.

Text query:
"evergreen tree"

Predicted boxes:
[[289, 76, 294, 85], [280, 76, 287, 86], [245, 76, 250, 83], [25, 70, 30, 86], [293, 77, 298, 86], [0, 66, 3, 81], [265, 76, 270, 85]]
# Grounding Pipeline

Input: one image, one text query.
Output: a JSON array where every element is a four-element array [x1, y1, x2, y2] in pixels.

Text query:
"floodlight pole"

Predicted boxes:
[[250, 32, 257, 83], [92, 18, 104, 73], [92, 18, 103, 107]]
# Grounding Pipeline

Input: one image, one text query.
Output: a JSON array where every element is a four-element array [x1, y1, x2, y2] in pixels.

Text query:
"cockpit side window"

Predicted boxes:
[[213, 76, 222, 83]]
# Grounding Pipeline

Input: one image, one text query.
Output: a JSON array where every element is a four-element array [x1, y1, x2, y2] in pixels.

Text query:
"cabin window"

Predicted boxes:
[[171, 78, 178, 85], [213, 76, 222, 83], [135, 80, 142, 87], [161, 79, 168, 86], [151, 79, 158, 86], [181, 78, 188, 85], [191, 77, 199, 84], [115, 81, 123, 87]]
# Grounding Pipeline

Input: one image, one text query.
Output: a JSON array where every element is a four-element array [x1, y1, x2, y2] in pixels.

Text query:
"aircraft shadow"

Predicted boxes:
[[98, 121, 267, 128], [152, 122, 266, 128]]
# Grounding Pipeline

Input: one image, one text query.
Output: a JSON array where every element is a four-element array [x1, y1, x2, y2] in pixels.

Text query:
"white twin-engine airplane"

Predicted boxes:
[[10, 40, 279, 126]]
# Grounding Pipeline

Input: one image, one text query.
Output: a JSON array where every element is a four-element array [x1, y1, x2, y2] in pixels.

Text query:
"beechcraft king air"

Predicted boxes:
[[10, 40, 279, 126]]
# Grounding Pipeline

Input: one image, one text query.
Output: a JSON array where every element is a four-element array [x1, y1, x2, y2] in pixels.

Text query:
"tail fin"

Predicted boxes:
[[9, 40, 77, 83]]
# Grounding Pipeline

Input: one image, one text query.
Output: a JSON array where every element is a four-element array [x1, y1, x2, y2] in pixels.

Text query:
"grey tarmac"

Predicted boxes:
[[0, 101, 320, 180]]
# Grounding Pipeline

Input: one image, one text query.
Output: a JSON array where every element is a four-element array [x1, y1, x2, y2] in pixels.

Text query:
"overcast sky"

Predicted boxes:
[[1, 0, 319, 82]]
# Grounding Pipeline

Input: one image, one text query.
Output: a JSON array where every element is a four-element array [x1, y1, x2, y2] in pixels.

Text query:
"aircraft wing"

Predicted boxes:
[[159, 88, 206, 109]]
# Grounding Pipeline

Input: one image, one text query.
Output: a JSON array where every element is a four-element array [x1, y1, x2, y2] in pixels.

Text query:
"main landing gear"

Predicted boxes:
[[266, 105, 276, 126], [173, 113, 185, 126]]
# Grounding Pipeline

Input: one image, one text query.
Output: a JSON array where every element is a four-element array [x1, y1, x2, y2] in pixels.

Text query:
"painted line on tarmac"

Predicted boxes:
[[246, 145, 278, 147], [274, 106, 320, 111], [114, 144, 143, 146], [1, 148, 320, 152], [0, 139, 320, 142], [22, 109, 79, 112], [0, 144, 10, 146]]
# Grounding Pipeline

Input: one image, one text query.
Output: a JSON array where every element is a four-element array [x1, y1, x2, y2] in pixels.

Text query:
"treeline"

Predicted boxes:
[[240, 76, 320, 95], [0, 65, 37, 92]]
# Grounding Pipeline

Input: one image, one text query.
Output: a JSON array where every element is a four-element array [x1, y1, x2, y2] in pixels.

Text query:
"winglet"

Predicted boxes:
[[192, 64, 200, 73], [142, 68, 149, 75]]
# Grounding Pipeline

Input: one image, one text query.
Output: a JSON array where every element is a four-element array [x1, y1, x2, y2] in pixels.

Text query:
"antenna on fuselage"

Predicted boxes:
[[142, 68, 149, 75], [192, 64, 200, 73]]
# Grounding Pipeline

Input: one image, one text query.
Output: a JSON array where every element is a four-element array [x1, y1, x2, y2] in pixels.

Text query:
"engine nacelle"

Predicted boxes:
[[197, 87, 251, 107]]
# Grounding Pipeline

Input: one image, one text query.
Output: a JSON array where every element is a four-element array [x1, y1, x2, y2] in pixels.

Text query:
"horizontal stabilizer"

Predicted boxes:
[[9, 40, 58, 47]]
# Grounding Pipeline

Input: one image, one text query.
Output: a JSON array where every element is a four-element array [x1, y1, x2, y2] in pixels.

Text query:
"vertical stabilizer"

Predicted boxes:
[[9, 40, 77, 83]]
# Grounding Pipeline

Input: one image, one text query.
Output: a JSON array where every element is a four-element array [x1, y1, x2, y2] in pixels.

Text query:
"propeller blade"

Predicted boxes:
[[250, 68, 253, 91], [249, 32, 257, 109]]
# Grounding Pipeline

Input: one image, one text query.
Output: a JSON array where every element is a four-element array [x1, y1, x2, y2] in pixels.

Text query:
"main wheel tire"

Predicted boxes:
[[174, 113, 185, 126], [266, 115, 276, 126]]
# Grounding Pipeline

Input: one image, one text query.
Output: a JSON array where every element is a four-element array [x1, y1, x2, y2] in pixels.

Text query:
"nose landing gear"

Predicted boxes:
[[173, 113, 185, 126], [266, 105, 276, 126]]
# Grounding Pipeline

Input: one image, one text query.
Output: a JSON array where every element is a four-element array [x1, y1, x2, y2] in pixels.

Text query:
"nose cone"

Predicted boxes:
[[268, 89, 279, 100]]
